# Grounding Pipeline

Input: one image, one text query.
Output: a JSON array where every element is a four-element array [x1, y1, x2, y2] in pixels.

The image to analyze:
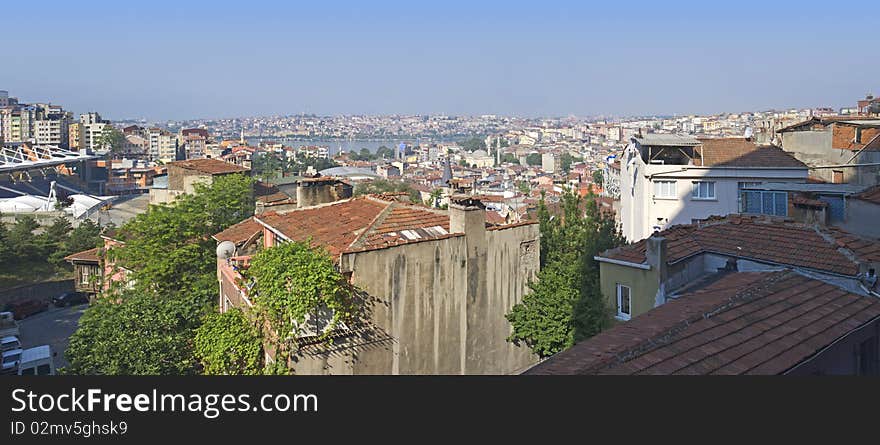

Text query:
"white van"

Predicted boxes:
[[16, 345, 55, 376], [1, 336, 20, 353]]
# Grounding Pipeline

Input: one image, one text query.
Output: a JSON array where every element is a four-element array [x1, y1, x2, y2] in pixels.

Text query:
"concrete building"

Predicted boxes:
[[147, 128, 177, 162], [34, 112, 71, 147], [68, 122, 83, 150], [180, 128, 209, 159], [526, 270, 880, 375], [541, 152, 557, 174], [215, 193, 540, 374], [595, 214, 879, 321], [149, 158, 249, 205], [619, 134, 808, 241], [777, 118, 880, 187]]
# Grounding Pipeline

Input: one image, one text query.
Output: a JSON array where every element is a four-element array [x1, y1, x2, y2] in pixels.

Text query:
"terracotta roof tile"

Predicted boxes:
[[255, 196, 456, 257], [600, 216, 869, 276], [213, 217, 262, 246], [526, 271, 880, 375], [694, 138, 806, 168], [64, 247, 101, 263]]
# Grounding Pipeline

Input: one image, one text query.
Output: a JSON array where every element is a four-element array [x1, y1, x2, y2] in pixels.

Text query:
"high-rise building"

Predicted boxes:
[[34, 112, 71, 147]]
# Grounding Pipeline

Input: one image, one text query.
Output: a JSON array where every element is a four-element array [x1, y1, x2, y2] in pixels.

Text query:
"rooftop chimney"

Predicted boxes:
[[296, 177, 352, 208], [646, 232, 668, 307], [449, 195, 486, 236]]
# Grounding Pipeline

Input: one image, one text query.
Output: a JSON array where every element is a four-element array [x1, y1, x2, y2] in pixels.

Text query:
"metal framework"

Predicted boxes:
[[0, 144, 98, 172]]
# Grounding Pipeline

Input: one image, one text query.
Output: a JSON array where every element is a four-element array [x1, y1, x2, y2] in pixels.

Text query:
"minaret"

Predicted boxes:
[[240, 128, 245, 144], [495, 136, 501, 166]]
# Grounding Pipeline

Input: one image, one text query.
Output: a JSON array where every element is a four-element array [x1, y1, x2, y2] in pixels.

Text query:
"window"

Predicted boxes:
[[740, 191, 787, 216], [80, 267, 90, 285], [653, 180, 676, 198], [37, 364, 51, 375], [692, 181, 716, 199], [20, 367, 35, 375], [616, 284, 631, 320]]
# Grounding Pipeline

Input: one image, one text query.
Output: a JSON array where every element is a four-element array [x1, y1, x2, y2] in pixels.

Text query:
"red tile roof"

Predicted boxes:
[[254, 196, 455, 257], [168, 158, 249, 174], [212, 217, 262, 246], [64, 247, 101, 263], [526, 271, 880, 375], [694, 138, 806, 168], [599, 215, 872, 276]]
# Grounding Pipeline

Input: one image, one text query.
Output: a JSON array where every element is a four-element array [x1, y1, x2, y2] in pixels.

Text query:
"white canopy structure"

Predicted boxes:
[[0, 144, 98, 173]]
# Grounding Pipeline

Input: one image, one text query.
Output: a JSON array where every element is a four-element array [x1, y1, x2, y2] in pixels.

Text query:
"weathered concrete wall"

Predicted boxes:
[[781, 130, 880, 186], [840, 200, 880, 239], [286, 223, 540, 375]]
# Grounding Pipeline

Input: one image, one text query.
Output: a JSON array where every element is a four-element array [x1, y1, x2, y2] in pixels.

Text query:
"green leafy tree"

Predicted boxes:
[[500, 153, 518, 164], [65, 292, 197, 375], [461, 136, 487, 152], [506, 189, 624, 357], [64, 220, 103, 254], [7, 215, 40, 260], [98, 125, 126, 156], [592, 170, 604, 187], [194, 308, 263, 375], [252, 152, 282, 181], [0, 215, 8, 262], [375, 146, 394, 159], [517, 181, 530, 195], [40, 216, 72, 265], [246, 240, 357, 371], [66, 174, 256, 375], [526, 153, 542, 166]]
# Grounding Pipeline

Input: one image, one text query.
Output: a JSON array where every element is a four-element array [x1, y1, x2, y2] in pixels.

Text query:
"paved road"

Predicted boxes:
[[18, 304, 87, 370]]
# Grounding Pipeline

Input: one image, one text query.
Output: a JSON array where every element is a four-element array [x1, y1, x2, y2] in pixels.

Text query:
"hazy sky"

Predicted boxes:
[[4, 1, 878, 121]]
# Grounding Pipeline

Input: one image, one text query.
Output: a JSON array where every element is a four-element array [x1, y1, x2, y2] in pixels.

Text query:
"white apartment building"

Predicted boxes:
[[619, 134, 808, 241], [34, 115, 70, 147], [148, 128, 177, 162]]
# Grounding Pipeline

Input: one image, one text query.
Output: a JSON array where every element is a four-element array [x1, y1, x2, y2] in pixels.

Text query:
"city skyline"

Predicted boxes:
[[5, 0, 880, 120]]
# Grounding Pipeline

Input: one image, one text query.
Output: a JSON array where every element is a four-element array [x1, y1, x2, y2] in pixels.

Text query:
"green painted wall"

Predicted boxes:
[[599, 261, 659, 319]]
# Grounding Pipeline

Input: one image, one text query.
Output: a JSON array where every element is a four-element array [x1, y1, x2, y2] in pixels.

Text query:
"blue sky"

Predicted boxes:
[[3, 1, 878, 120]]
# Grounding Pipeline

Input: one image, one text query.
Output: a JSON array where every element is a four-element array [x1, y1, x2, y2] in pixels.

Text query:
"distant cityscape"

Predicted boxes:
[[2, 85, 879, 377]]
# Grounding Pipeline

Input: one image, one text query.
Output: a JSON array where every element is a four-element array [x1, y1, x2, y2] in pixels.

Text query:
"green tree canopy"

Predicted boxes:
[[525, 153, 542, 166], [461, 136, 486, 152], [65, 291, 197, 375], [506, 190, 623, 357], [592, 169, 604, 187], [66, 173, 256, 375], [194, 308, 263, 375]]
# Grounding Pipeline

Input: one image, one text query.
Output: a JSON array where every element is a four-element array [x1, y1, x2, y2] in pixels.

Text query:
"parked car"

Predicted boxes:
[[1, 348, 22, 374], [52, 291, 89, 307], [1, 336, 21, 353], [4, 299, 49, 320], [16, 345, 55, 376]]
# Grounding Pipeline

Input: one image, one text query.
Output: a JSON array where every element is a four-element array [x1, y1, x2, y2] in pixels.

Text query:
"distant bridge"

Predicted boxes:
[[0, 144, 99, 173]]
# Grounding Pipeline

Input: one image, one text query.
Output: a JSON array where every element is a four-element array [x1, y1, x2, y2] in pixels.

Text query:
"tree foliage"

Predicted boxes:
[[460, 136, 486, 152], [247, 241, 356, 345], [65, 291, 196, 375], [592, 169, 604, 187], [525, 153, 542, 166], [98, 125, 126, 155], [66, 173, 255, 375], [506, 189, 624, 357], [194, 308, 263, 375]]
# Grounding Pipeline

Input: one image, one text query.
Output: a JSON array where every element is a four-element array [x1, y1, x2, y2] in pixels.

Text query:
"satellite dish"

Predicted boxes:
[[216, 241, 236, 259]]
